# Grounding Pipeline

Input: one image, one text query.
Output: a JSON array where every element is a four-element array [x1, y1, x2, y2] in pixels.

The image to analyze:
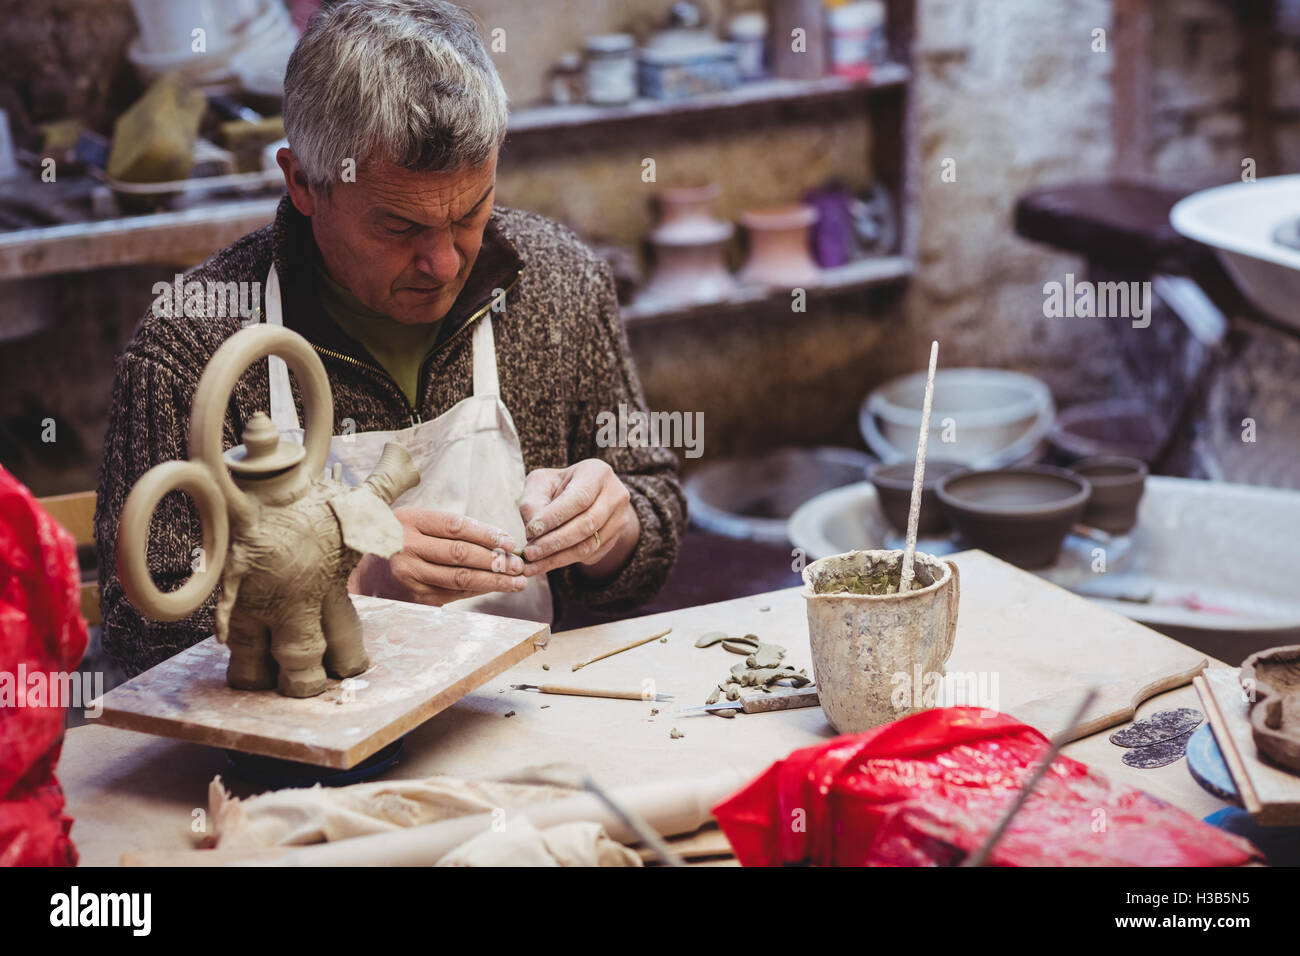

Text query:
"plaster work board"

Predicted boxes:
[[88, 595, 550, 769], [1195, 668, 1300, 826]]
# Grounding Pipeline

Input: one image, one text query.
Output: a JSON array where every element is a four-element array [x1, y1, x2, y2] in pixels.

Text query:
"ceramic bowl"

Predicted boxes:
[[1069, 456, 1147, 534], [1049, 399, 1166, 463], [867, 459, 966, 535], [861, 368, 1055, 468], [937, 465, 1092, 568]]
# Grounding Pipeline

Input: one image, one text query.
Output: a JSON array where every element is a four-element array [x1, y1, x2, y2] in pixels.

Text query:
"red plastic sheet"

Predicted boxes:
[[0, 465, 87, 866], [713, 707, 1262, 866]]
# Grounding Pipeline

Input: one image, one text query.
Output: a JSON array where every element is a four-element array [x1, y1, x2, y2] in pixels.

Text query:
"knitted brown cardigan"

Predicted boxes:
[[95, 196, 685, 678]]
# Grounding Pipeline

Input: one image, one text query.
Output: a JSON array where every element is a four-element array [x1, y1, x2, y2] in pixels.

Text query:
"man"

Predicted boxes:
[[95, 0, 684, 678]]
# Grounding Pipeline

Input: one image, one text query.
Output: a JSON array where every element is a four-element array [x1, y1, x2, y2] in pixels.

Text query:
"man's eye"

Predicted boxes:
[[384, 223, 418, 237]]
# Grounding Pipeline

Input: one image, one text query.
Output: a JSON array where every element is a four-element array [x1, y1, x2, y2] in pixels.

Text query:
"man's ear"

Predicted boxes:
[[276, 147, 318, 217]]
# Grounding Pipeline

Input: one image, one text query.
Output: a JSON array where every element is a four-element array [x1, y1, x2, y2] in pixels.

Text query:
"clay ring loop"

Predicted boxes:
[[188, 325, 333, 522], [117, 461, 230, 621]]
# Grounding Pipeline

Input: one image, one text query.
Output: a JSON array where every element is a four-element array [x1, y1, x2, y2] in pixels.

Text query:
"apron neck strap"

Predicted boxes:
[[471, 313, 500, 397], [264, 263, 302, 433], [263, 263, 502, 430]]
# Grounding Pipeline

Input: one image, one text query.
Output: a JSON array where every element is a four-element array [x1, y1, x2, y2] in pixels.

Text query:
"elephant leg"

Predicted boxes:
[[226, 611, 275, 691], [321, 585, 369, 679], [270, 608, 328, 698]]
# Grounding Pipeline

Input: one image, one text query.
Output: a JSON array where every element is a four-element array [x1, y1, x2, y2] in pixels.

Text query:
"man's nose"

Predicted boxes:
[[412, 228, 460, 283]]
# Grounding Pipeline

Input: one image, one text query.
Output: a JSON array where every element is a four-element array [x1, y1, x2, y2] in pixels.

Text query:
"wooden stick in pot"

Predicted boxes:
[[898, 340, 939, 594]]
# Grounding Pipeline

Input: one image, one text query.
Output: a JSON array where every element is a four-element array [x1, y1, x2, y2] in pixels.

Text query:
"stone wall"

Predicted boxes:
[[891, 0, 1127, 414]]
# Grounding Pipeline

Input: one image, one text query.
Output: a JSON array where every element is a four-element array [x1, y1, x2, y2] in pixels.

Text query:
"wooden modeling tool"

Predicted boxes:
[[571, 627, 672, 671], [897, 340, 939, 594], [511, 683, 674, 702]]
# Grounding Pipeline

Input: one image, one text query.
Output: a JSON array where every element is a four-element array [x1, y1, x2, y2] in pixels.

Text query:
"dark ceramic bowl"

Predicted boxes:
[[868, 459, 966, 535], [1069, 456, 1147, 534], [937, 466, 1092, 568], [1049, 399, 1166, 463]]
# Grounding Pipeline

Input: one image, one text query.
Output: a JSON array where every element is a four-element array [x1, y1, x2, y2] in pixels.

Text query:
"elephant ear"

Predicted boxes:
[[328, 489, 405, 557]]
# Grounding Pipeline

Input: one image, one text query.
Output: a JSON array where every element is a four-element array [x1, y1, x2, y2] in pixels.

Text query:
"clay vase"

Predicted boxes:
[[640, 185, 736, 307], [803, 549, 960, 734], [737, 203, 821, 289], [639, 221, 737, 307], [1069, 456, 1147, 535], [115, 325, 420, 698], [654, 183, 726, 242]]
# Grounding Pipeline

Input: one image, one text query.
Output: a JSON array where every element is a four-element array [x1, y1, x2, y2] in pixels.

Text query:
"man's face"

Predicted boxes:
[[282, 152, 498, 325]]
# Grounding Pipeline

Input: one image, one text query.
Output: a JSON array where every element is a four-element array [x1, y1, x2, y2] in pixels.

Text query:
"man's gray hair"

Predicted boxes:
[[283, 0, 508, 189]]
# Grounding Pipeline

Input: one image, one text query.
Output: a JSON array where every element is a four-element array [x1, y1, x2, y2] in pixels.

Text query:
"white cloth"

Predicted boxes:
[[207, 774, 643, 867], [264, 264, 552, 623]]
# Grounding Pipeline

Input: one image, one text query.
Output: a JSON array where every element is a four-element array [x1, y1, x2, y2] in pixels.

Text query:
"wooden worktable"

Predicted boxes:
[[59, 551, 1230, 866]]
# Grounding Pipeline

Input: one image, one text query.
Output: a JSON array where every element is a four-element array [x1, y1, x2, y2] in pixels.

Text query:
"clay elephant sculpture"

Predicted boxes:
[[116, 325, 420, 698]]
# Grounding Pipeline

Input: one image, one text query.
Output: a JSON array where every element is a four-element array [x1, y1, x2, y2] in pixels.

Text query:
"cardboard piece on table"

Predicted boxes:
[[1013, 658, 1207, 744], [934, 550, 1208, 741], [1195, 668, 1300, 826], [90, 595, 549, 769]]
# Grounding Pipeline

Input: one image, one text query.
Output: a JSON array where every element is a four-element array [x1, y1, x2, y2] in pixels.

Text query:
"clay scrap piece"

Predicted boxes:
[[1121, 730, 1195, 769], [670, 728, 684, 739], [695, 631, 729, 648], [697, 634, 806, 712], [1109, 708, 1204, 748], [745, 643, 786, 669], [1241, 645, 1300, 773]]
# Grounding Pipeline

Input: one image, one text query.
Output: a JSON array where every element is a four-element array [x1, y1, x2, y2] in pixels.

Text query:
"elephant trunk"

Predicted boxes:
[[363, 441, 420, 505]]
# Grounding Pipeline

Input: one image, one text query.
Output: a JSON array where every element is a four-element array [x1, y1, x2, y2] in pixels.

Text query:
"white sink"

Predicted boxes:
[[788, 476, 1300, 662], [1170, 175, 1300, 332]]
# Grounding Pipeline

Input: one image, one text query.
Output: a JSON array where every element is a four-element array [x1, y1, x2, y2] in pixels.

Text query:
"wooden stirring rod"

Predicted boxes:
[[898, 340, 940, 594], [571, 627, 672, 672]]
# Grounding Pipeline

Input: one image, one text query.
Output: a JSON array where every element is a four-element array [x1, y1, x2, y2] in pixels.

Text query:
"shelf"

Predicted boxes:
[[507, 64, 909, 136], [0, 69, 911, 282], [0, 196, 282, 281], [621, 253, 913, 327]]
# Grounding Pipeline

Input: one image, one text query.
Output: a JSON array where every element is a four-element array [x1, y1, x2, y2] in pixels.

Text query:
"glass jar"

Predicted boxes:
[[584, 33, 638, 105]]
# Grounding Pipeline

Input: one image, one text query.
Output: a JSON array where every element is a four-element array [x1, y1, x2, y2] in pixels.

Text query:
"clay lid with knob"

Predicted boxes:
[[223, 411, 306, 476]]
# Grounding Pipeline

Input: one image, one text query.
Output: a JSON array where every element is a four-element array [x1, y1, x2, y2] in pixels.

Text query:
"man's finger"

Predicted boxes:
[[523, 509, 622, 577], [523, 481, 619, 562], [395, 554, 529, 595], [405, 534, 524, 575], [401, 508, 516, 553], [518, 470, 562, 530], [524, 463, 603, 540]]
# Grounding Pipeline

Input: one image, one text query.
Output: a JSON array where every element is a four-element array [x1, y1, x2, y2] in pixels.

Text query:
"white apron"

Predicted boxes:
[[263, 264, 553, 623]]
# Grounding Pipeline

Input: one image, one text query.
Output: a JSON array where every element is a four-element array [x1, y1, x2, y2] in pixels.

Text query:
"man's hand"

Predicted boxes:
[[518, 460, 640, 582], [349, 508, 527, 606]]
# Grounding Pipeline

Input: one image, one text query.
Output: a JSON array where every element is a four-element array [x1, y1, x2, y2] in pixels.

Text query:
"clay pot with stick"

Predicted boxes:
[[115, 325, 420, 698]]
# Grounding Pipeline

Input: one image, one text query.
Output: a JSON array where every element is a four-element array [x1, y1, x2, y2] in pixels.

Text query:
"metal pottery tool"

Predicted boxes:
[[961, 686, 1098, 867], [511, 683, 675, 702], [582, 775, 687, 867], [897, 340, 939, 593], [676, 687, 820, 717]]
